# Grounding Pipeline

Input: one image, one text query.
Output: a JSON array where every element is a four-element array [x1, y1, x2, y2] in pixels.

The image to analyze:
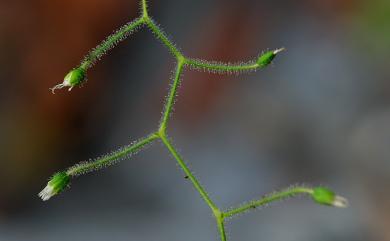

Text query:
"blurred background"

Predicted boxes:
[[0, 0, 389, 240]]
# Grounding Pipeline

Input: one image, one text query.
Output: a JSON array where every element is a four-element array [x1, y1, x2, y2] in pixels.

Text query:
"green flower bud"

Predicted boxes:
[[312, 187, 348, 208], [38, 172, 70, 201], [50, 67, 86, 93], [257, 48, 285, 67]]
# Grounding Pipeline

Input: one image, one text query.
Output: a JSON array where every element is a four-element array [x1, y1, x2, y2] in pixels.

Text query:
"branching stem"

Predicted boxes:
[[145, 18, 184, 59], [42, 1, 347, 241]]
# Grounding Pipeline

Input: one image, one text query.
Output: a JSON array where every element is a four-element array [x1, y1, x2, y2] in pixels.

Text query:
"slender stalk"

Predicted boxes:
[[159, 60, 184, 133], [216, 215, 227, 241], [66, 133, 159, 176], [160, 133, 219, 212], [186, 58, 259, 73], [80, 17, 146, 70], [224, 186, 313, 218], [141, 0, 149, 18], [145, 18, 183, 59]]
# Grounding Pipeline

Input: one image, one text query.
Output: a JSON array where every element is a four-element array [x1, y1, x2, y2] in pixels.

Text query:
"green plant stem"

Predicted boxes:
[[160, 131, 227, 240], [80, 17, 145, 70], [186, 58, 259, 73], [216, 214, 227, 241], [159, 60, 184, 133], [159, 133, 219, 212], [224, 186, 314, 218], [43, 1, 347, 241], [145, 18, 183, 59], [66, 133, 159, 176], [141, 0, 148, 18]]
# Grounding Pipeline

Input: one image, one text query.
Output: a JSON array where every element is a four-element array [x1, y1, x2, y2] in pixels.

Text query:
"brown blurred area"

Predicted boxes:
[[0, 0, 139, 211], [0, 0, 389, 241]]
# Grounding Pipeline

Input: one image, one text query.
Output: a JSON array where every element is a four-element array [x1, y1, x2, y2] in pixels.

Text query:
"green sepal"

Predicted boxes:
[[311, 187, 348, 208], [64, 67, 86, 87], [312, 187, 336, 206], [257, 48, 285, 67], [48, 172, 70, 195], [257, 51, 276, 67]]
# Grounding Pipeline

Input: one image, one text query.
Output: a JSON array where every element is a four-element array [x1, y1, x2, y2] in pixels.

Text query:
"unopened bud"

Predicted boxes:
[[50, 67, 86, 93], [38, 172, 70, 201], [257, 48, 285, 67], [311, 187, 348, 208]]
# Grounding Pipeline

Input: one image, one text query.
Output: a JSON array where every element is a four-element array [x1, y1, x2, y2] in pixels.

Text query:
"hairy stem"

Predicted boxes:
[[159, 60, 184, 133], [80, 17, 145, 70], [66, 133, 159, 176], [42, 1, 347, 241], [160, 133, 219, 212], [216, 213, 227, 241], [141, 0, 149, 18], [186, 58, 259, 73], [224, 186, 313, 218], [145, 18, 183, 59]]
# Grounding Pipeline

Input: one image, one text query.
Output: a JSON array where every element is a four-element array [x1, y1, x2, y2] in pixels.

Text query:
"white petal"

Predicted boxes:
[[273, 48, 286, 55], [38, 185, 55, 201], [332, 195, 349, 208]]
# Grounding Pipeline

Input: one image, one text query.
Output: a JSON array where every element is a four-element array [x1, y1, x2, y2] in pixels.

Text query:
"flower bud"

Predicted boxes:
[[257, 48, 285, 67], [38, 172, 70, 201], [50, 67, 86, 93], [311, 187, 348, 208]]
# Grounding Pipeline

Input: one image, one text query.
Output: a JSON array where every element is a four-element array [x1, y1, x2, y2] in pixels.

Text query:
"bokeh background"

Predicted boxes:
[[0, 0, 389, 240]]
